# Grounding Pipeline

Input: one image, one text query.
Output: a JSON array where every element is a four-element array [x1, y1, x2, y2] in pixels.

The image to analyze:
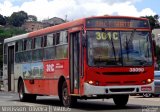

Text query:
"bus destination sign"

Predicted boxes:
[[86, 18, 149, 28]]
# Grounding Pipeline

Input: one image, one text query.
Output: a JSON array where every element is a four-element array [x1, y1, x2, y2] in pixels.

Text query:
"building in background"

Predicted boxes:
[[22, 21, 44, 32], [22, 17, 65, 32], [152, 28, 160, 47], [42, 17, 65, 27]]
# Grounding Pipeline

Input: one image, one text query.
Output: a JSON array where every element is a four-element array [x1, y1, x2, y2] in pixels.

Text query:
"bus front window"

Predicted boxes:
[[87, 31, 152, 67], [121, 31, 152, 66]]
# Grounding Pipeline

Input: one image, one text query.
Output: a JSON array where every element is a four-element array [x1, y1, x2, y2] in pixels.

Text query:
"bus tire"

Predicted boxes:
[[113, 95, 129, 107], [18, 81, 28, 102], [61, 81, 77, 107], [142, 93, 152, 98], [18, 81, 36, 102]]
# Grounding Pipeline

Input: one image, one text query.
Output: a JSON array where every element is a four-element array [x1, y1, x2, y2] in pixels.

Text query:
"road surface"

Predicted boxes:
[[0, 91, 160, 112]]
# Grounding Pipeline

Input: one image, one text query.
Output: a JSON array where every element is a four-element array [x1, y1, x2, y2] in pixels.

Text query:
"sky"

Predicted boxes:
[[0, 0, 159, 21]]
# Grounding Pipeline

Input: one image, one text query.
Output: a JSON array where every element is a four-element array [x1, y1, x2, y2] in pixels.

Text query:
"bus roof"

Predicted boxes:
[[4, 18, 85, 43], [4, 33, 29, 43], [86, 15, 148, 20], [4, 15, 149, 43], [29, 18, 85, 38]]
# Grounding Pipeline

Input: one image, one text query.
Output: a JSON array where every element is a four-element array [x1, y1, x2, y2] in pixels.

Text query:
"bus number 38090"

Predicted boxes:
[[129, 68, 144, 72]]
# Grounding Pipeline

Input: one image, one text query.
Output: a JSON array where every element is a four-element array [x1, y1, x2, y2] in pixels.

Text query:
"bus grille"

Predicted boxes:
[[124, 81, 137, 85], [102, 72, 141, 75], [106, 81, 137, 85], [109, 88, 135, 92], [106, 82, 121, 85]]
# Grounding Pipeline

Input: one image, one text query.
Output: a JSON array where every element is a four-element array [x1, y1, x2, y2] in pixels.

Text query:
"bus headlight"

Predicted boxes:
[[147, 79, 152, 83], [87, 80, 99, 86], [88, 80, 94, 85], [142, 79, 152, 84]]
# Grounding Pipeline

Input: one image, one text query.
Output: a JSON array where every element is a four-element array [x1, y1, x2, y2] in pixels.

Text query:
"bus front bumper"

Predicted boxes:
[[84, 82, 154, 95]]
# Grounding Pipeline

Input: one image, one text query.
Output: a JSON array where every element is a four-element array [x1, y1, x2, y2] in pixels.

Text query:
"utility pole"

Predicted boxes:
[[65, 15, 67, 22]]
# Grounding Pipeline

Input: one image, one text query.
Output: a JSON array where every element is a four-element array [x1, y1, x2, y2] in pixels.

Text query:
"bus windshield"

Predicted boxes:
[[87, 31, 153, 67]]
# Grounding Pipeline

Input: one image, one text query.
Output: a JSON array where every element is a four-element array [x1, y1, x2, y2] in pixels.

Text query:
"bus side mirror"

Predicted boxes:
[[82, 34, 86, 47]]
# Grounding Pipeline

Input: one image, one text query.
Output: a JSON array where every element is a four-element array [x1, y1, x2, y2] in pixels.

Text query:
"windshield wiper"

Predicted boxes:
[[125, 36, 129, 60], [110, 33, 116, 62], [128, 29, 136, 43], [125, 29, 136, 60], [146, 33, 150, 58]]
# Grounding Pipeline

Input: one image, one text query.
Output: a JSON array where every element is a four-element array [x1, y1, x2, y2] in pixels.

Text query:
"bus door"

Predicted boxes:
[[8, 45, 15, 91], [69, 32, 81, 94]]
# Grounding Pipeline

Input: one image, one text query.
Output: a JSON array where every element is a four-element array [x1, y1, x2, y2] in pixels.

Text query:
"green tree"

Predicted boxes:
[[154, 15, 160, 28], [10, 11, 28, 27], [0, 27, 26, 39], [4, 16, 10, 26], [28, 15, 37, 21], [0, 14, 6, 25], [142, 15, 160, 30]]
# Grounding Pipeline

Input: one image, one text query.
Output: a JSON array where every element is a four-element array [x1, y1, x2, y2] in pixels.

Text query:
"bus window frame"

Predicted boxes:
[[24, 38, 32, 51], [55, 30, 68, 60], [32, 36, 43, 62], [86, 30, 153, 67], [15, 39, 24, 63], [3, 43, 7, 64], [43, 33, 56, 60]]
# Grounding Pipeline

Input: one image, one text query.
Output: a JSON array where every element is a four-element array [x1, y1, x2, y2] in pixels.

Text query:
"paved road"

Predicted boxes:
[[0, 91, 160, 112]]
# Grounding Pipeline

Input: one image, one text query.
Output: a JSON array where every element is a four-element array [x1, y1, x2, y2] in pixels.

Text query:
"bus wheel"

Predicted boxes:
[[143, 93, 152, 98], [18, 81, 37, 102], [113, 95, 129, 107], [61, 81, 77, 107], [19, 81, 27, 102]]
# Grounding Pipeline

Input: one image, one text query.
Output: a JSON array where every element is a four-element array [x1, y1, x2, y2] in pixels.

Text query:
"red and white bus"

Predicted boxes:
[[3, 16, 154, 107]]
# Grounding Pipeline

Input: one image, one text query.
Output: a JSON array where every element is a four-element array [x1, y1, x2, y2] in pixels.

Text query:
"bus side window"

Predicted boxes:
[[44, 34, 55, 60], [56, 33, 60, 45], [24, 39, 32, 50], [15, 42, 18, 52], [60, 31, 68, 44], [15, 40, 23, 52], [44, 34, 55, 47], [44, 35, 47, 47], [18, 40, 23, 51], [32, 37, 43, 61], [53, 33, 56, 45], [3, 44, 7, 64], [23, 39, 32, 62], [56, 31, 68, 59], [15, 40, 24, 63], [56, 31, 68, 45], [15, 42, 19, 63], [34, 37, 43, 49]]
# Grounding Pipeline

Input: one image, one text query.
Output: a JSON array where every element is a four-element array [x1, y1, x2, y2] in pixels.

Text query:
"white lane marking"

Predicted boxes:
[[0, 96, 13, 98]]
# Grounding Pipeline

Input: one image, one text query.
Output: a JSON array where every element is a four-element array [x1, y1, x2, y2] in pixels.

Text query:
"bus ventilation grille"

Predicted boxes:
[[109, 88, 135, 92], [106, 82, 121, 85], [124, 81, 137, 85], [102, 72, 140, 75]]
